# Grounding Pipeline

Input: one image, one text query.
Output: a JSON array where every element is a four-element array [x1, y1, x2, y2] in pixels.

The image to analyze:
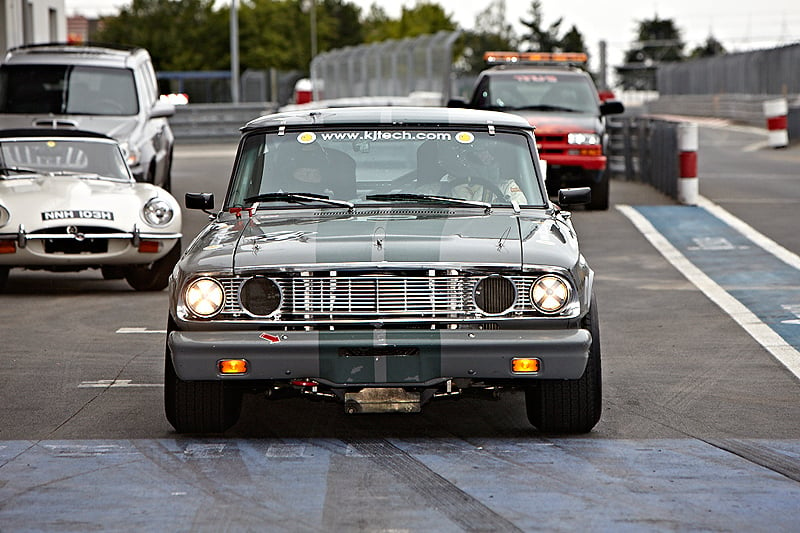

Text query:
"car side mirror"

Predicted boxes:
[[447, 98, 468, 108], [557, 187, 591, 207], [600, 100, 625, 116], [151, 99, 176, 118], [186, 192, 214, 211]]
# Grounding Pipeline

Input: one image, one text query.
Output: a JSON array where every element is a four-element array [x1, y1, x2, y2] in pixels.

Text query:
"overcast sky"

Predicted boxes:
[[65, 0, 800, 70]]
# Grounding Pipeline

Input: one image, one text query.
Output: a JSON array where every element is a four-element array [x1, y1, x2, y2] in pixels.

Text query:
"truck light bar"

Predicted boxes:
[[484, 51, 588, 65]]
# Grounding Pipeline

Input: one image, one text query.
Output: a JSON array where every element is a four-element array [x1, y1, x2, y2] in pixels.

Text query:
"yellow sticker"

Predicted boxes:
[[297, 132, 317, 144], [455, 131, 474, 144]]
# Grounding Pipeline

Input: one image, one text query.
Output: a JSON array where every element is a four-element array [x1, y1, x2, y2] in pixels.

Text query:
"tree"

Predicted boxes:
[[624, 16, 685, 64], [690, 35, 726, 59], [364, 2, 456, 42], [519, 0, 562, 53], [95, 0, 228, 71], [457, 0, 518, 75]]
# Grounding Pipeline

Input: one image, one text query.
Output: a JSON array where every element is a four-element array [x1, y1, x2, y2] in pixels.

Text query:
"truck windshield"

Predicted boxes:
[[477, 73, 598, 114]]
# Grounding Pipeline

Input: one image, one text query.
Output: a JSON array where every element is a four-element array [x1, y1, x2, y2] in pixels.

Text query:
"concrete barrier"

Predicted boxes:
[[170, 102, 278, 141]]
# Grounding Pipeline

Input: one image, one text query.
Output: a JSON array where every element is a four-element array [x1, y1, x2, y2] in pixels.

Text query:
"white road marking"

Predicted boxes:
[[116, 327, 167, 334], [79, 379, 163, 388], [617, 202, 800, 381]]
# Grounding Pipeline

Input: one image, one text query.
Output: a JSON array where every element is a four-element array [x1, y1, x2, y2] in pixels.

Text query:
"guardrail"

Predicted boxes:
[[170, 102, 278, 141]]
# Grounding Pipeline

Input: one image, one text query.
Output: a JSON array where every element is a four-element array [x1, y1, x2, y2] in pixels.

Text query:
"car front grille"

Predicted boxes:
[[218, 271, 543, 321]]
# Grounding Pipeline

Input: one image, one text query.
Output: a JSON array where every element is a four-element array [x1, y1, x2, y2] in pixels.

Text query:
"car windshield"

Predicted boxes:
[[0, 64, 138, 116], [476, 72, 598, 114], [0, 138, 131, 180], [226, 128, 547, 208]]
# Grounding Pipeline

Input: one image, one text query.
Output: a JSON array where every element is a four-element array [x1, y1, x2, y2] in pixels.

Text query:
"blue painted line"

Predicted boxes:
[[634, 205, 800, 350]]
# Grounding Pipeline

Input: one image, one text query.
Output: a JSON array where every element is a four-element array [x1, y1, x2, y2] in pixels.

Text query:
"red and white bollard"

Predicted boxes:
[[763, 98, 789, 148], [677, 122, 699, 205]]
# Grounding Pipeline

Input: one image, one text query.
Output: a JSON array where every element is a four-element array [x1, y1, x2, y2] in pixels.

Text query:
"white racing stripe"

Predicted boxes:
[[617, 202, 800, 381]]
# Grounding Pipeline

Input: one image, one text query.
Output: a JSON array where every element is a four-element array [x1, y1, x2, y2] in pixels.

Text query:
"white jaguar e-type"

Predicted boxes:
[[0, 129, 181, 291]]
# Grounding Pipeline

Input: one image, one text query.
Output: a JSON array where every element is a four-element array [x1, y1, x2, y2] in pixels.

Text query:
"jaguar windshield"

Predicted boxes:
[[226, 128, 546, 208], [0, 138, 131, 180]]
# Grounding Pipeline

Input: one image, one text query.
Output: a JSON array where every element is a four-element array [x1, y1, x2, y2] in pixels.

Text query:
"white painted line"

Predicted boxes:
[[79, 380, 163, 388], [617, 204, 800, 381], [696, 195, 800, 271], [116, 327, 167, 334]]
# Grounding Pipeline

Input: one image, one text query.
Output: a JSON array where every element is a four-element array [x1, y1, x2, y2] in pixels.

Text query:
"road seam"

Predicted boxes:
[[617, 203, 800, 381]]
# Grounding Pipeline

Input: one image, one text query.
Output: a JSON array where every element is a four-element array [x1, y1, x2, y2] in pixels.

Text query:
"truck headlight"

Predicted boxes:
[[143, 198, 174, 226], [185, 278, 224, 317], [567, 133, 600, 145], [531, 275, 570, 314]]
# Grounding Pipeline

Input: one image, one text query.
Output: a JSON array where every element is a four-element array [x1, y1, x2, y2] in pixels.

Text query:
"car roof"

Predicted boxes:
[[0, 128, 116, 141], [242, 106, 534, 133], [2, 42, 147, 69]]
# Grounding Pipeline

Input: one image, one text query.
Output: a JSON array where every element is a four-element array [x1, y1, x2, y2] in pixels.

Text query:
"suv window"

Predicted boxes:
[[0, 64, 138, 116]]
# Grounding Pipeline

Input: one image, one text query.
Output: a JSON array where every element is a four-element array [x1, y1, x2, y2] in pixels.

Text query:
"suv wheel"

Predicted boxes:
[[524, 294, 602, 433], [124, 241, 181, 291], [587, 170, 609, 210]]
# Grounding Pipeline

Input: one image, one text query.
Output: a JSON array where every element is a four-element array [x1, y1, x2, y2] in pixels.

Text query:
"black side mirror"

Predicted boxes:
[[600, 100, 625, 116], [558, 187, 591, 207], [185, 192, 214, 211]]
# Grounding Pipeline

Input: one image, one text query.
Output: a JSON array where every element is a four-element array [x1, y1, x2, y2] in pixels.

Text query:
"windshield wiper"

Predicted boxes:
[[0, 166, 38, 176], [510, 104, 583, 113], [244, 192, 354, 210], [366, 193, 491, 213]]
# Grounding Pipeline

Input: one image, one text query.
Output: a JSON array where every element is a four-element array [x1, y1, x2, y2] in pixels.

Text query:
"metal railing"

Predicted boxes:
[[310, 31, 461, 104]]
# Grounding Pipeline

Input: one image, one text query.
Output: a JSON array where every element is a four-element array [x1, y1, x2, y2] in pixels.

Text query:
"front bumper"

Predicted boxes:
[[541, 153, 606, 171], [168, 328, 592, 384]]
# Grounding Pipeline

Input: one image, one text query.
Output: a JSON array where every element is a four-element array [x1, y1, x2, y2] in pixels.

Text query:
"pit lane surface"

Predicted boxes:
[[1, 128, 799, 531]]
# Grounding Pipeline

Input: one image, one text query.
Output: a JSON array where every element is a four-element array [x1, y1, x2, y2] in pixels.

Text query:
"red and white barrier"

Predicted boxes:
[[763, 98, 789, 148], [677, 122, 698, 205]]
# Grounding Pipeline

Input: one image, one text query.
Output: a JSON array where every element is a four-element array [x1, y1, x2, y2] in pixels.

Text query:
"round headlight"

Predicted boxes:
[[143, 198, 174, 226], [185, 277, 224, 317], [474, 275, 516, 315], [530, 275, 570, 314], [240, 277, 281, 316], [0, 204, 9, 228]]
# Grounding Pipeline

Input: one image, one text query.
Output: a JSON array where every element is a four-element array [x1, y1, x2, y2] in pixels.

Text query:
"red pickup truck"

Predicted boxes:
[[449, 52, 624, 210]]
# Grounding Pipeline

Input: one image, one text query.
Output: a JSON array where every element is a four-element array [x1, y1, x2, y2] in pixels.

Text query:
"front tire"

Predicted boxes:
[[525, 295, 602, 433], [125, 241, 181, 291], [164, 326, 243, 433]]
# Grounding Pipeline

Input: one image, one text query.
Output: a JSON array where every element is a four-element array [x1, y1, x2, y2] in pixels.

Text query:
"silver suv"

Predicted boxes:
[[0, 43, 175, 191]]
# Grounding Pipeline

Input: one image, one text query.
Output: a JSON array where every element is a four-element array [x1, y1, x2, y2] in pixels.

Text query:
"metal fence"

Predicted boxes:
[[657, 42, 800, 96], [608, 117, 681, 200], [310, 31, 461, 104]]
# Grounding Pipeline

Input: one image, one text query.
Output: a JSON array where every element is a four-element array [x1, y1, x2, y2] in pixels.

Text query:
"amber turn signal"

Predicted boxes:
[[511, 358, 540, 373], [218, 359, 248, 374]]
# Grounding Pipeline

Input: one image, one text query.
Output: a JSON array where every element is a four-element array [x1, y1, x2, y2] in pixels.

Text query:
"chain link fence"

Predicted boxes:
[[310, 31, 461, 104]]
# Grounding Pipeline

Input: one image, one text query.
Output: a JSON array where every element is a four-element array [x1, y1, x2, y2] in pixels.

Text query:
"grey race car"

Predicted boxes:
[[166, 106, 600, 434]]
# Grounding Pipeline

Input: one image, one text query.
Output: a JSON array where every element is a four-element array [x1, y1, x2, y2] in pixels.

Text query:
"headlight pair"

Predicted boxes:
[[474, 274, 571, 315], [567, 132, 600, 145], [185, 276, 281, 318]]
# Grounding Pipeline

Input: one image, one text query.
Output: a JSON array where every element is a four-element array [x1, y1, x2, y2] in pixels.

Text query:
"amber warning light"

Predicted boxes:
[[511, 358, 541, 373], [484, 51, 588, 65], [218, 359, 248, 374]]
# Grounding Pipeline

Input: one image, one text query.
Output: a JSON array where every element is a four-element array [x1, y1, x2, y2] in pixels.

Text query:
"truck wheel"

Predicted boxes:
[[587, 171, 609, 210], [164, 334, 242, 433], [525, 295, 602, 433], [0, 267, 8, 291], [125, 241, 181, 291]]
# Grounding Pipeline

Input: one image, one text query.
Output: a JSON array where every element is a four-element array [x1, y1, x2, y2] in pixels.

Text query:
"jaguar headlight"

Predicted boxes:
[[0, 204, 9, 228], [567, 133, 600, 145], [185, 277, 224, 317], [143, 197, 174, 226], [530, 275, 570, 314]]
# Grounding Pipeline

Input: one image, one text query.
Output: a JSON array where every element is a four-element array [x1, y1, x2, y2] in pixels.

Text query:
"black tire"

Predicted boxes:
[[587, 171, 609, 210], [160, 150, 173, 192], [124, 240, 181, 291], [525, 295, 602, 433], [0, 267, 9, 291], [164, 324, 243, 433], [100, 266, 125, 280]]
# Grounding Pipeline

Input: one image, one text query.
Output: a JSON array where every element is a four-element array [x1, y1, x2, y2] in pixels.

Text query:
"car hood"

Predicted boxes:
[[182, 208, 580, 274], [0, 114, 140, 143], [0, 175, 179, 231], [507, 111, 601, 134]]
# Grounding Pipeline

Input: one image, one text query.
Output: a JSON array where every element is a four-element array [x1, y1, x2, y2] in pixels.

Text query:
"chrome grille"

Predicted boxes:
[[218, 272, 541, 320]]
